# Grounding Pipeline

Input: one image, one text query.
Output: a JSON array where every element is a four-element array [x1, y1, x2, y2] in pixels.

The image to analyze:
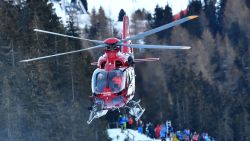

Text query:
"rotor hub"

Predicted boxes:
[[104, 38, 120, 45]]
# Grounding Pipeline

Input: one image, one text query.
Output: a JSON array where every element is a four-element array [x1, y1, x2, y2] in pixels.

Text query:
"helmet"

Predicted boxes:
[[97, 73, 104, 79]]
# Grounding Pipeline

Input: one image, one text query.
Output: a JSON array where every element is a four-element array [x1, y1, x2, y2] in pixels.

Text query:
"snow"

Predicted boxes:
[[52, 2, 67, 25], [108, 128, 173, 141], [51, 0, 189, 29], [88, 0, 189, 21], [51, 0, 90, 28], [108, 129, 153, 141], [113, 22, 123, 33]]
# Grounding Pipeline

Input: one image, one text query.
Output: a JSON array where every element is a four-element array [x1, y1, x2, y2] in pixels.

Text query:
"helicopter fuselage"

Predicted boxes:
[[91, 46, 135, 110]]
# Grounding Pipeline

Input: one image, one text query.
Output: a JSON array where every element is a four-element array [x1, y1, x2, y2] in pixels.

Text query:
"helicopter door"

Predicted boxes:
[[126, 67, 134, 86], [125, 67, 135, 97]]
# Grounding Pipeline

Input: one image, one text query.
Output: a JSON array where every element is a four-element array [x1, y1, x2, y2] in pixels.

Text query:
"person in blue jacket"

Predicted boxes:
[[137, 120, 143, 134], [119, 115, 127, 132], [160, 123, 167, 141], [176, 130, 183, 140], [122, 114, 128, 130]]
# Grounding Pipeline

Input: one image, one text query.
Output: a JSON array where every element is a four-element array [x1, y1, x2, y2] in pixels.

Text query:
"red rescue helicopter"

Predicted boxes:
[[20, 15, 198, 124]]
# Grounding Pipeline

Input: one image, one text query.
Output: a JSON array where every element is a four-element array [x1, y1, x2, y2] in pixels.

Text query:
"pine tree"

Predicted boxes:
[[152, 5, 164, 29], [118, 9, 126, 21], [204, 0, 218, 36], [89, 7, 111, 40], [217, 0, 227, 34], [97, 7, 110, 39], [131, 9, 150, 36], [89, 9, 98, 39], [152, 5, 173, 40], [162, 5, 173, 40], [246, 0, 250, 9], [183, 0, 203, 37]]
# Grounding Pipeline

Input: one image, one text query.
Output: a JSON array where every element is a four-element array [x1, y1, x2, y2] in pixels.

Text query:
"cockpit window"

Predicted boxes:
[[109, 70, 124, 92], [95, 71, 107, 93], [92, 69, 126, 94]]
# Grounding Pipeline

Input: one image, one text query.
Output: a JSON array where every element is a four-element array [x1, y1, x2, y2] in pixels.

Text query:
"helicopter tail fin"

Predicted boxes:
[[121, 16, 133, 54]]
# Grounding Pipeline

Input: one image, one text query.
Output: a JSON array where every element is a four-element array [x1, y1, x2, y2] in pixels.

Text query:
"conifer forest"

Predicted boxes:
[[0, 0, 250, 140]]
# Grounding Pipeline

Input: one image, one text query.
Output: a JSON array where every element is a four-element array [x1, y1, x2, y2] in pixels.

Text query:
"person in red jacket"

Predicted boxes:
[[154, 124, 162, 139], [127, 116, 134, 129], [192, 132, 199, 141]]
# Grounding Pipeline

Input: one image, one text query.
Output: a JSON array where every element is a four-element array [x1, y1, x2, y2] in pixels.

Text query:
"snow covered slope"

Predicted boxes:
[[51, 0, 90, 28], [108, 128, 173, 141], [108, 129, 153, 141]]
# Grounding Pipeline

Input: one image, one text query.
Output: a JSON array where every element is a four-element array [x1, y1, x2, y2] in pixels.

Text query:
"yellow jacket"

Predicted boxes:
[[173, 134, 179, 141]]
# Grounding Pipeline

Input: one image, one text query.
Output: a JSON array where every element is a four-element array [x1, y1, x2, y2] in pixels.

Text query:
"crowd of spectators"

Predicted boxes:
[[117, 114, 215, 141]]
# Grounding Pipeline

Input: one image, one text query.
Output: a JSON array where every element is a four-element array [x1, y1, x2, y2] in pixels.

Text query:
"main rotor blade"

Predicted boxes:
[[20, 44, 107, 62], [118, 43, 191, 49], [34, 29, 104, 44], [134, 58, 160, 62], [119, 15, 198, 42]]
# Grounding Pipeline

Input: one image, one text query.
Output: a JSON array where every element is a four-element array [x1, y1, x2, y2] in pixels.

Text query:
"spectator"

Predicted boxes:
[[138, 126, 143, 134], [118, 114, 128, 132], [203, 133, 210, 141], [148, 122, 155, 138], [160, 123, 167, 140], [146, 122, 150, 137], [137, 120, 143, 133], [173, 134, 179, 141], [155, 124, 162, 139], [183, 128, 190, 141], [192, 132, 199, 141], [122, 114, 128, 130], [118, 115, 124, 131], [169, 125, 174, 138], [198, 133, 203, 141], [127, 115, 134, 129], [176, 131, 183, 140], [165, 121, 169, 137]]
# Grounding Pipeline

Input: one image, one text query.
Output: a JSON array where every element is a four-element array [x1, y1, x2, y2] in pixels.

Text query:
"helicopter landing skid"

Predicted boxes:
[[87, 104, 108, 124], [126, 100, 145, 121]]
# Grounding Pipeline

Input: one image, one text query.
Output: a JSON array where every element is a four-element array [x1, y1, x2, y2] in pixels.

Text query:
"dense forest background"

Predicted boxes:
[[0, 0, 250, 141]]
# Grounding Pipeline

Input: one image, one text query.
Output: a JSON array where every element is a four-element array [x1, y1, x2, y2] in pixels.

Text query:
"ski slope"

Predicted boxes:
[[108, 128, 171, 141], [108, 129, 152, 141], [51, 0, 90, 28]]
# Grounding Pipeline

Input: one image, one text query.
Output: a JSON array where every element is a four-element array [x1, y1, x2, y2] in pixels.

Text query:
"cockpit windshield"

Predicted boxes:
[[92, 69, 126, 94]]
